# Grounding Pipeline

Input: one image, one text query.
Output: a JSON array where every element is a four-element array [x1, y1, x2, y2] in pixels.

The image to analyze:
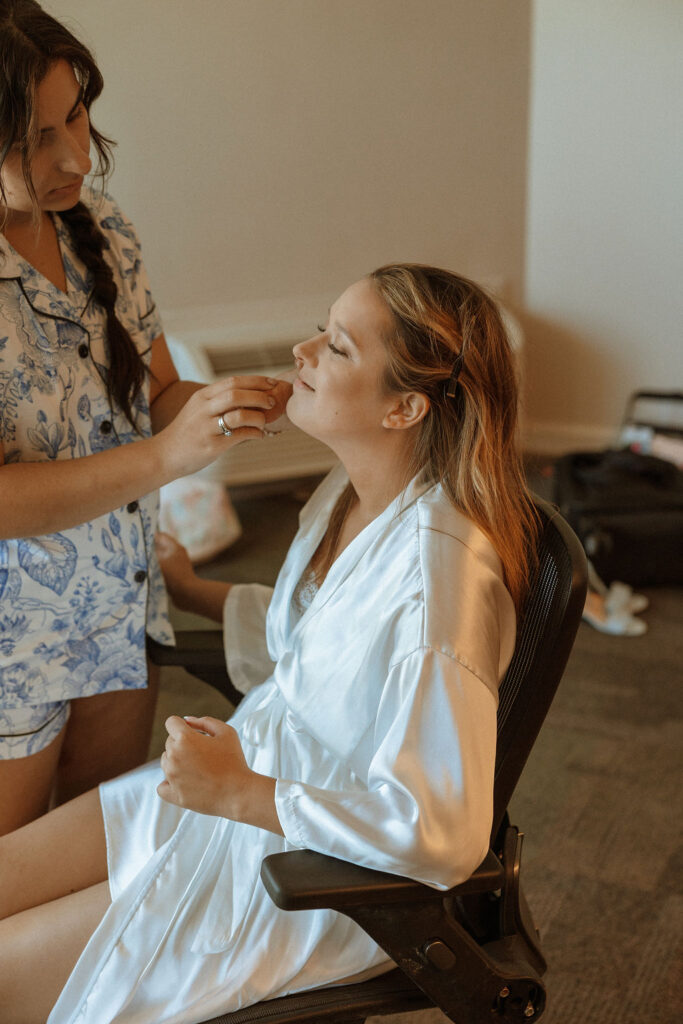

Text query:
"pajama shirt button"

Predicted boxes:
[[134, 570, 147, 583]]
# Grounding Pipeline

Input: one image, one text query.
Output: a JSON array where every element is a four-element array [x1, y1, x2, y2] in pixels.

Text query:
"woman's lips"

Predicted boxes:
[[49, 179, 83, 198], [294, 376, 314, 391]]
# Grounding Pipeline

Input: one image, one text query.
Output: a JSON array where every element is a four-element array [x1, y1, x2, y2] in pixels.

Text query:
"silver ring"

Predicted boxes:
[[218, 414, 232, 437]]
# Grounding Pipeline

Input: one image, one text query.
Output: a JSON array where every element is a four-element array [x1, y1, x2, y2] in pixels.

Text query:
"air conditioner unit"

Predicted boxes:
[[164, 305, 337, 489]]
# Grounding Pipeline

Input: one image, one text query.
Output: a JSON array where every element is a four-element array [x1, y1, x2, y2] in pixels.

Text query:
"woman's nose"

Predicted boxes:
[[292, 333, 320, 365], [57, 131, 92, 176]]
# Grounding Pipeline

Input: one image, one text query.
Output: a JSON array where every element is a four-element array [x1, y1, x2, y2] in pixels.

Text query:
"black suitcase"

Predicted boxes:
[[552, 392, 683, 587]]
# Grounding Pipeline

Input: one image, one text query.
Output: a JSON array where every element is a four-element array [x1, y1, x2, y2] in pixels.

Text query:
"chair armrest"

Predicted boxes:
[[261, 848, 504, 911], [147, 631, 225, 667], [147, 632, 244, 707], [260, 848, 544, 1024]]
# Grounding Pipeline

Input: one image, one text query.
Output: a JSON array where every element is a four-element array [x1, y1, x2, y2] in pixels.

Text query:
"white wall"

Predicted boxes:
[[523, 0, 683, 452], [46, 0, 530, 323]]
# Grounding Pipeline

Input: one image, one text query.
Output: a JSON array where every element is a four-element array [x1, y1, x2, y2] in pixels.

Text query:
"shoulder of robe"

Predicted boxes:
[[413, 488, 515, 690]]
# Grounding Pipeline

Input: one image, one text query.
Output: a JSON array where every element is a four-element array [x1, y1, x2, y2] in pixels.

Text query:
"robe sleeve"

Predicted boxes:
[[274, 646, 497, 890], [222, 583, 276, 695]]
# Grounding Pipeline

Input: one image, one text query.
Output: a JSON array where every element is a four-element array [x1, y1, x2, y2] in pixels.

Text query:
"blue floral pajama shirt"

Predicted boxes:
[[0, 188, 173, 754]]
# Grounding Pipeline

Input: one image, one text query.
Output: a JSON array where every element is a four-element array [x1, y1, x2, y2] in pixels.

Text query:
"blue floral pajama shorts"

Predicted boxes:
[[0, 700, 70, 759]]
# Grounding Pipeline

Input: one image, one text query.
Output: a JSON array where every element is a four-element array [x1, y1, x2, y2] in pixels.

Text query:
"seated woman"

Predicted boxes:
[[0, 264, 539, 1024]]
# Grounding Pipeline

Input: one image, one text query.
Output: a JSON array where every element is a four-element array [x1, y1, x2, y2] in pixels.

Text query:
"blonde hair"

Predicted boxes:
[[369, 263, 538, 613]]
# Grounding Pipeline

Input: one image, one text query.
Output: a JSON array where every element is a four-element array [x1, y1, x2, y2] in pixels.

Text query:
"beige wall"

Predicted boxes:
[[523, 0, 683, 451], [47, 0, 530, 315], [45, 1, 680, 454]]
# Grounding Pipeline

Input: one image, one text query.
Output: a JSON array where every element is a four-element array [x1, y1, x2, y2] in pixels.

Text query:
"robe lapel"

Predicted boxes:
[[265, 471, 436, 757], [271, 466, 428, 655], [290, 472, 433, 635], [268, 464, 347, 652]]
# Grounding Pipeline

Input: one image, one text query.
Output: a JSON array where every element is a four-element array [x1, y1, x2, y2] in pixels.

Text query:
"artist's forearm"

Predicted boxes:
[[1, 375, 280, 540], [0, 436, 169, 539]]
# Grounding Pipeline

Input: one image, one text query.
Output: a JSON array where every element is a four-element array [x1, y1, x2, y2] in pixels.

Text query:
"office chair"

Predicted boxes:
[[148, 497, 587, 1024]]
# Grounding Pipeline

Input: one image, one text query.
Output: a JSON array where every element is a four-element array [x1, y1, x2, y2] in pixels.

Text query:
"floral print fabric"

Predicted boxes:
[[0, 188, 173, 711], [0, 700, 70, 758]]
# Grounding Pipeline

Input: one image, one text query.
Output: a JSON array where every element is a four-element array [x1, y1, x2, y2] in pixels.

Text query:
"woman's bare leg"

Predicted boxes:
[[0, 880, 110, 1024], [0, 658, 159, 832], [0, 724, 67, 836], [54, 660, 160, 804], [0, 787, 107, 920]]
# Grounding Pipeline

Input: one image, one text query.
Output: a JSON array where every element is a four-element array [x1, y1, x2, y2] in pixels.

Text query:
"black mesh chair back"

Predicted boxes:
[[492, 497, 587, 838]]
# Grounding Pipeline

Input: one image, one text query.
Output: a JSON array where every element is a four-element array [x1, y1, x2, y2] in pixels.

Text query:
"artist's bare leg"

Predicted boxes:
[[0, 787, 107, 921], [0, 660, 159, 832], [0, 724, 67, 836], [55, 659, 160, 804], [0, 880, 110, 1024]]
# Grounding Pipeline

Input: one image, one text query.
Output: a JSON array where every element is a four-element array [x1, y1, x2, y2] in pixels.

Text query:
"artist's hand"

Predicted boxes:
[[155, 375, 290, 480], [157, 716, 282, 833], [263, 377, 293, 425]]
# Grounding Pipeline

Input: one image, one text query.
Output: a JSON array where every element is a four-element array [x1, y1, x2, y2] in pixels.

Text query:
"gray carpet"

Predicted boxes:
[[151, 476, 683, 1024]]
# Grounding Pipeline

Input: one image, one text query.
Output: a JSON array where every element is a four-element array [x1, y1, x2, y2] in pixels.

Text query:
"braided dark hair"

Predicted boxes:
[[0, 0, 148, 427], [61, 202, 146, 426]]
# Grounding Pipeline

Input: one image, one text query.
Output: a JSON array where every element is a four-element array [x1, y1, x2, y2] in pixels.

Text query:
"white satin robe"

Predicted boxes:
[[49, 465, 516, 1024]]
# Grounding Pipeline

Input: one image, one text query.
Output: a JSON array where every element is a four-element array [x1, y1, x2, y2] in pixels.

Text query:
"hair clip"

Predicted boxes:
[[444, 352, 464, 398]]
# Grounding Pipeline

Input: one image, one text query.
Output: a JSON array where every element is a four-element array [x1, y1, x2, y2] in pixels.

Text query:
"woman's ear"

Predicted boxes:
[[383, 391, 430, 431]]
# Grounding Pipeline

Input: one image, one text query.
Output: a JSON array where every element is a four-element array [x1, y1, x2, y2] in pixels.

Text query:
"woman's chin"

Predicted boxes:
[[286, 400, 326, 446], [285, 394, 306, 430]]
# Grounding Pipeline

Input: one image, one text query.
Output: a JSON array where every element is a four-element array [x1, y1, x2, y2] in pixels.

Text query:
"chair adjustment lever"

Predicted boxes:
[[421, 938, 457, 971], [501, 825, 524, 937]]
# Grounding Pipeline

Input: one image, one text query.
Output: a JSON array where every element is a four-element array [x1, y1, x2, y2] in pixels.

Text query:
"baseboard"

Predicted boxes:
[[522, 419, 615, 456]]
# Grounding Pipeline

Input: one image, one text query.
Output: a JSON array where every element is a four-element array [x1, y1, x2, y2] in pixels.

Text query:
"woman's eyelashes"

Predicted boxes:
[[68, 102, 86, 122], [328, 341, 348, 357], [316, 324, 348, 358], [37, 103, 86, 146]]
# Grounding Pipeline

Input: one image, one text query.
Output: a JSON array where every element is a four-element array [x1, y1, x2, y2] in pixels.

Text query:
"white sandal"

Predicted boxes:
[[582, 606, 648, 636], [604, 581, 649, 617], [582, 588, 648, 636]]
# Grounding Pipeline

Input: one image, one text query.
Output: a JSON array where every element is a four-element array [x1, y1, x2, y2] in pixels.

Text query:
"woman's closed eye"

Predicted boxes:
[[67, 102, 86, 123], [37, 103, 86, 146], [316, 324, 348, 358]]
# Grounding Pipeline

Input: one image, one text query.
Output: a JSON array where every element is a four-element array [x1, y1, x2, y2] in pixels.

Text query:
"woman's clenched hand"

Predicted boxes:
[[157, 715, 283, 834]]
